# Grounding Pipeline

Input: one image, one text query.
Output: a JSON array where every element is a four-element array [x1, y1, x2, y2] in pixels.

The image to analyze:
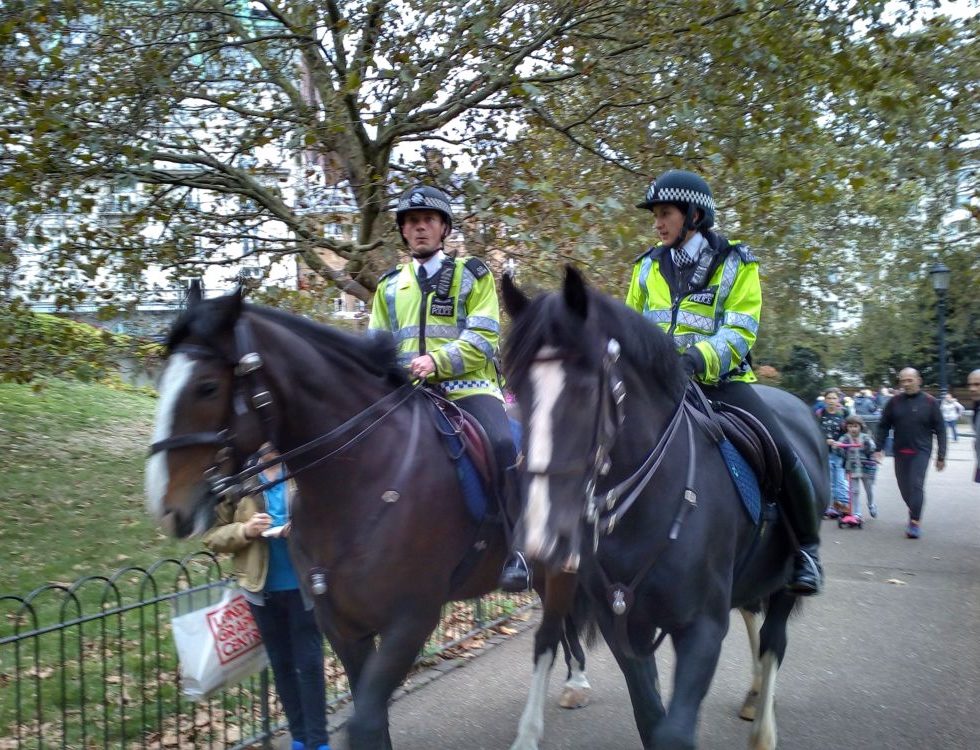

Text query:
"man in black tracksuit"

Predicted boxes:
[[874, 368, 946, 538]]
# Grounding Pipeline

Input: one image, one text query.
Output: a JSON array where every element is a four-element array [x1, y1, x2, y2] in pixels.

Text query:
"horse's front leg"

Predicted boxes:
[[511, 572, 577, 750], [593, 607, 665, 749], [558, 613, 592, 709], [656, 613, 729, 750], [346, 613, 438, 750], [748, 590, 796, 750]]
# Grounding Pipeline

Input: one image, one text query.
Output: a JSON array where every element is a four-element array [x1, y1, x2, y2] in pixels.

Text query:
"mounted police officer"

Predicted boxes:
[[626, 169, 823, 595], [368, 185, 530, 592]]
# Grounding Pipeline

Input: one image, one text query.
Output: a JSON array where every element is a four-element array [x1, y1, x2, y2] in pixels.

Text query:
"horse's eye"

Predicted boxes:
[[196, 380, 220, 399]]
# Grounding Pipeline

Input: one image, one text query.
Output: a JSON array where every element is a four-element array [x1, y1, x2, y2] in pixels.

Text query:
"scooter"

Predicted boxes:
[[835, 439, 864, 529]]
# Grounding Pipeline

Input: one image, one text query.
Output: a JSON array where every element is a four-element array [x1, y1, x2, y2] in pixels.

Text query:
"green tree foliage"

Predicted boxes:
[[778, 345, 827, 402], [0, 0, 976, 385]]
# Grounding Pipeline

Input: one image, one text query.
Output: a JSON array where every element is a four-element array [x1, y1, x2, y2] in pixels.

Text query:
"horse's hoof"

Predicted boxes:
[[558, 685, 591, 709], [739, 690, 759, 721]]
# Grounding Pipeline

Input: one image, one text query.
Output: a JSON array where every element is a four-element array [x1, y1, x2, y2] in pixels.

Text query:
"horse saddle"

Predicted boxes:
[[422, 393, 501, 523], [438, 404, 497, 489], [686, 389, 782, 499]]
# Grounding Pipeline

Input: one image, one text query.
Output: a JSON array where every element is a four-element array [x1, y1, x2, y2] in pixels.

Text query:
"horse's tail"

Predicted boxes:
[[572, 584, 601, 650], [745, 594, 807, 619]]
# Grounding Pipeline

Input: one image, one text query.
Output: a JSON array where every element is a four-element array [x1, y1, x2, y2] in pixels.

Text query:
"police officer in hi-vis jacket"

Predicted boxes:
[[625, 170, 823, 595], [368, 185, 530, 592]]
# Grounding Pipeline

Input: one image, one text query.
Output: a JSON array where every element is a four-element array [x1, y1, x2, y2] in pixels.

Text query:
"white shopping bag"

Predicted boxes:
[[171, 584, 270, 699]]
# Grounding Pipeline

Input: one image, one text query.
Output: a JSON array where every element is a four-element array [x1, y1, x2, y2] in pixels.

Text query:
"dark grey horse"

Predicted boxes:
[[501, 268, 828, 750]]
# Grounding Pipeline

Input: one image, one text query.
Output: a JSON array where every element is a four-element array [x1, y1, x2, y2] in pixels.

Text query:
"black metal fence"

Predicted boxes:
[[0, 552, 536, 749]]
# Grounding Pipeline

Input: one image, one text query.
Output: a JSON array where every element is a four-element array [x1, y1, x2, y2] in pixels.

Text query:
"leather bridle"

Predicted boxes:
[[522, 337, 702, 659], [148, 316, 419, 500]]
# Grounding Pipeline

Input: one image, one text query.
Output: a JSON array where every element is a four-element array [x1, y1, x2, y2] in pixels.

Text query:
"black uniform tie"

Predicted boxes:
[[417, 265, 430, 292]]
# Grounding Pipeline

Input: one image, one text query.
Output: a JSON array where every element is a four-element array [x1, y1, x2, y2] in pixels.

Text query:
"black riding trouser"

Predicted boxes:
[[699, 381, 820, 547], [894, 450, 931, 522], [456, 394, 518, 519]]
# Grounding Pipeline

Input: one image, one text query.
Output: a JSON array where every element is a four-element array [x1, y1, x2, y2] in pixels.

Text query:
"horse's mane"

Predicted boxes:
[[166, 295, 407, 386], [505, 286, 687, 402], [249, 305, 407, 384]]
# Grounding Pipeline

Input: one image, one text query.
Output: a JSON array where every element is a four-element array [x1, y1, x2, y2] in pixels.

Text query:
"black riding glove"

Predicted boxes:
[[680, 350, 704, 379]]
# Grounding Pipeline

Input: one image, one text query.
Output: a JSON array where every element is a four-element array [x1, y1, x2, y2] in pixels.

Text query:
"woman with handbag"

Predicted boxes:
[[203, 443, 331, 750]]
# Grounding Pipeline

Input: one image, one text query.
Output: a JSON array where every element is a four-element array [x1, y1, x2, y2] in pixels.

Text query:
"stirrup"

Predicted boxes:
[[499, 551, 532, 593], [787, 548, 822, 596]]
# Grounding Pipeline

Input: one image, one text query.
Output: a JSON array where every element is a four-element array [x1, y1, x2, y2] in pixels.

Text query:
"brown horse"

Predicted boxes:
[[145, 284, 588, 750]]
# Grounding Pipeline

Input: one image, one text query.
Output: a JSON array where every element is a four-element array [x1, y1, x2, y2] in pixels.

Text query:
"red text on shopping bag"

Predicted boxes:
[[206, 594, 263, 665]]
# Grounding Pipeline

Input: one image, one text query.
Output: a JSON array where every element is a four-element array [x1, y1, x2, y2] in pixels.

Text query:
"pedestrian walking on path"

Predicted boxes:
[[874, 368, 946, 538], [940, 392, 964, 442], [968, 368, 980, 482]]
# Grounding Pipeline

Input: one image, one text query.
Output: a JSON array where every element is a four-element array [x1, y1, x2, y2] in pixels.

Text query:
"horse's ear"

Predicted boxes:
[[563, 265, 589, 320], [501, 272, 530, 318], [186, 278, 203, 309]]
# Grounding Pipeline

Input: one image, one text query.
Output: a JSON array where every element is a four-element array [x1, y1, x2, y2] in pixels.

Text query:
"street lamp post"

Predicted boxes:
[[929, 261, 951, 394]]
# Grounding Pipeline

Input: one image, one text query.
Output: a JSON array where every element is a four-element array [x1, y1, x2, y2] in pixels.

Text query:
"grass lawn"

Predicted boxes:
[[0, 378, 197, 597], [0, 378, 535, 747]]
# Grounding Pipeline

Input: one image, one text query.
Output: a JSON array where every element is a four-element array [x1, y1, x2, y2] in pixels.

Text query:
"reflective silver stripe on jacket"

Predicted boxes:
[[384, 275, 400, 332], [674, 332, 710, 350], [638, 256, 654, 308], [643, 309, 671, 325], [722, 311, 759, 334], [708, 328, 751, 373], [441, 342, 467, 376], [460, 329, 495, 359], [466, 315, 499, 333], [717, 252, 741, 307], [676, 310, 714, 331]]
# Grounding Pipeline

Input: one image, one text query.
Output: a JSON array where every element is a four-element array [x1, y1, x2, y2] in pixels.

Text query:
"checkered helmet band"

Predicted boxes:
[[644, 183, 716, 211], [397, 189, 452, 218]]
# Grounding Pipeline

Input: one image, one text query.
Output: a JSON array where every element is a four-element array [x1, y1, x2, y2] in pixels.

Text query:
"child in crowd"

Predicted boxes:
[[835, 415, 879, 519], [816, 389, 850, 518]]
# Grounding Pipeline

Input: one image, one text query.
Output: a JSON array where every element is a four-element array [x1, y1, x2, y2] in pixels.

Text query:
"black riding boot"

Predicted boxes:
[[497, 466, 532, 592], [499, 551, 532, 593], [781, 456, 823, 596]]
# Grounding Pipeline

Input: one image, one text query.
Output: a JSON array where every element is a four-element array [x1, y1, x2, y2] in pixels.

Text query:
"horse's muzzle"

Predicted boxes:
[[162, 482, 219, 538]]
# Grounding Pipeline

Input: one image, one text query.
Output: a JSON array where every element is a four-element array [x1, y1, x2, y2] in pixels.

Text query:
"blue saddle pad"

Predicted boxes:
[[432, 409, 520, 524], [719, 439, 761, 525]]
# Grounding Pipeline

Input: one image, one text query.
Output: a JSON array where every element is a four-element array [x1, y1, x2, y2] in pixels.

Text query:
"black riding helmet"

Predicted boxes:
[[396, 185, 454, 241], [636, 170, 716, 247]]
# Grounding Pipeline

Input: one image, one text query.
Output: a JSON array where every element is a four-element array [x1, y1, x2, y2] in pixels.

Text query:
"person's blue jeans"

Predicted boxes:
[[945, 419, 959, 442], [827, 453, 848, 507], [249, 589, 329, 748]]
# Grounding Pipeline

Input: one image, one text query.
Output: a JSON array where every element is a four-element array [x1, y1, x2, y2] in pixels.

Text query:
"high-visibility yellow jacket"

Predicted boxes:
[[369, 256, 503, 400], [625, 233, 761, 385]]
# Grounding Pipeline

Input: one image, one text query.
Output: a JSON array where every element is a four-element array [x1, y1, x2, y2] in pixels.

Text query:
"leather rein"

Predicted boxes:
[[527, 338, 702, 658], [148, 316, 420, 500]]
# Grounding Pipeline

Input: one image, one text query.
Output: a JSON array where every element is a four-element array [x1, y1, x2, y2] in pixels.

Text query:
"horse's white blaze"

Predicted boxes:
[[748, 651, 779, 750], [524, 351, 564, 559], [145, 354, 196, 520], [510, 647, 555, 750]]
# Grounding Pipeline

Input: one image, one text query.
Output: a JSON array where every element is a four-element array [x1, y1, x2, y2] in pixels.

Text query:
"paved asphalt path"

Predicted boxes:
[[326, 432, 980, 750]]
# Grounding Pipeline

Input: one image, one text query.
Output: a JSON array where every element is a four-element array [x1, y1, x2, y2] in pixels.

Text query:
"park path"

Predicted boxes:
[[322, 430, 980, 750]]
